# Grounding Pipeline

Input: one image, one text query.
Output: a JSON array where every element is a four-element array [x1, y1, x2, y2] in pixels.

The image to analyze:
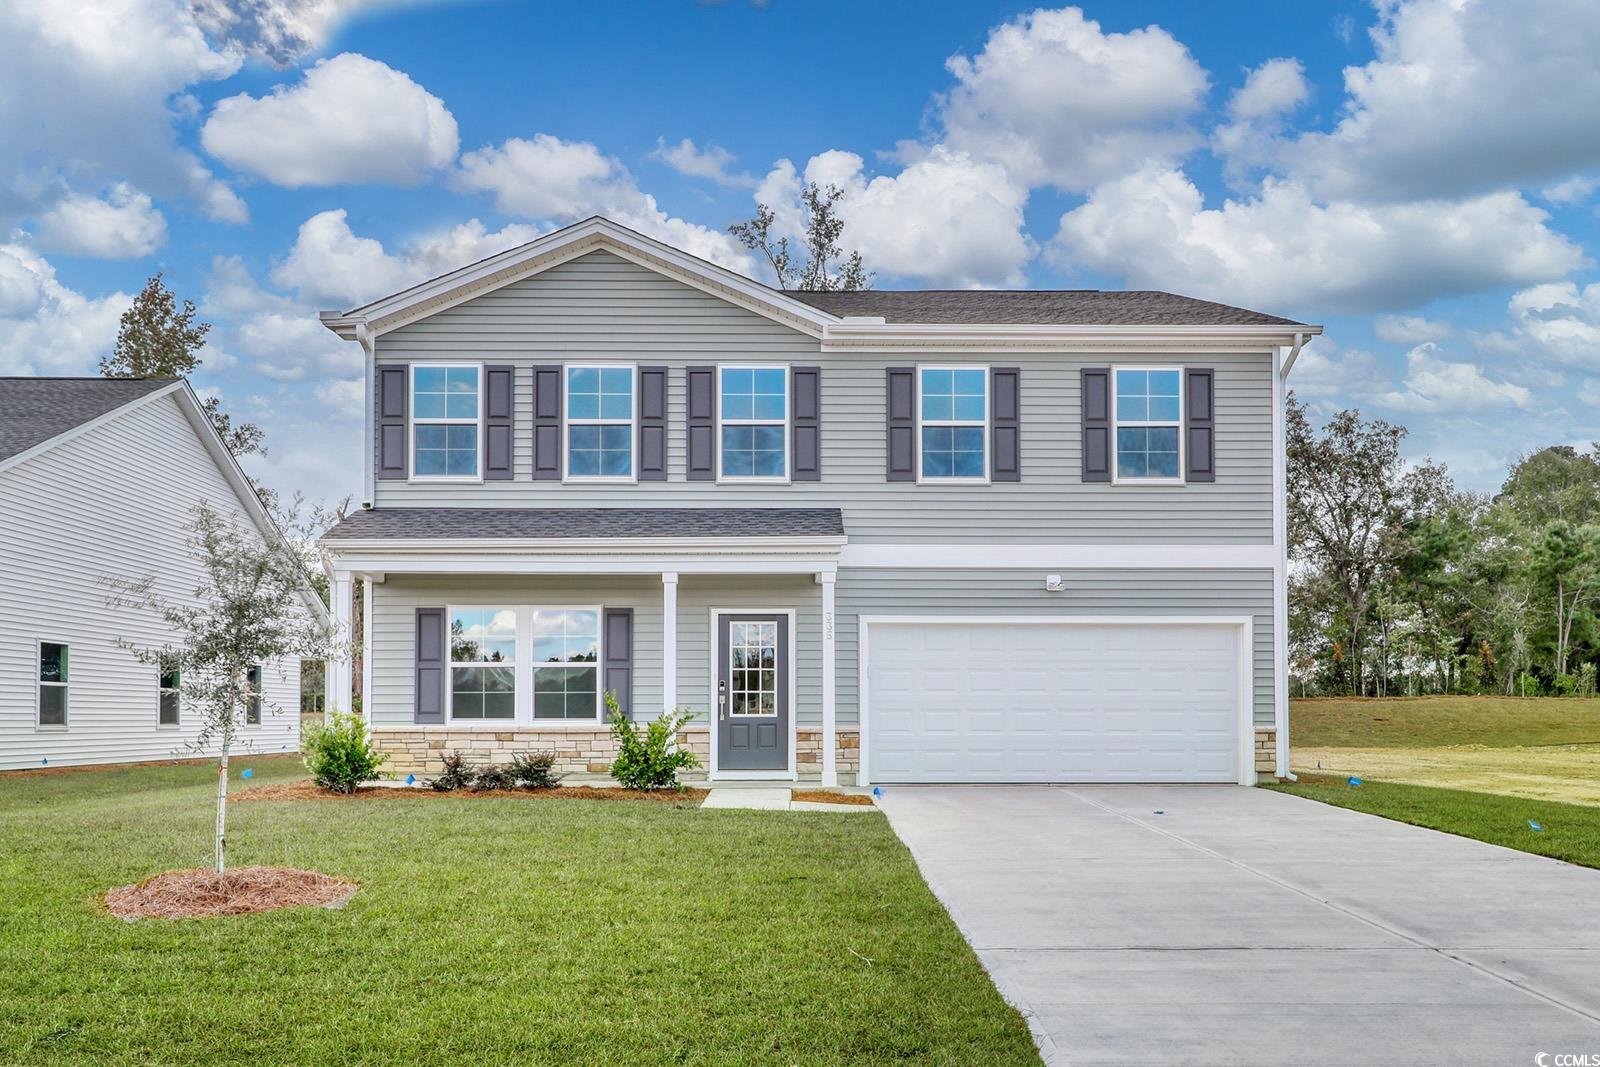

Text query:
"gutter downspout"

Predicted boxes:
[[356, 321, 376, 507], [1274, 331, 1308, 782]]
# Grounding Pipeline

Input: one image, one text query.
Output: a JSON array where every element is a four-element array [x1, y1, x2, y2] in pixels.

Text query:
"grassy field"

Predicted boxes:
[[1290, 696, 1600, 806], [0, 758, 1037, 1065]]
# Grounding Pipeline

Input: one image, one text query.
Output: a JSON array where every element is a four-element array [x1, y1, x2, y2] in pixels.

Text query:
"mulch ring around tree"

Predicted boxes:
[[103, 866, 358, 921], [233, 779, 710, 805]]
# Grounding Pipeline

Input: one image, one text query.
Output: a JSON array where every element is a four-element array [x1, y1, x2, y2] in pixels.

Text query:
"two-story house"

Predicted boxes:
[[318, 217, 1319, 787]]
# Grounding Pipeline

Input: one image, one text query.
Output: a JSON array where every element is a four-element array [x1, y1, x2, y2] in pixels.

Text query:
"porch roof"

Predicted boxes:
[[322, 506, 846, 542]]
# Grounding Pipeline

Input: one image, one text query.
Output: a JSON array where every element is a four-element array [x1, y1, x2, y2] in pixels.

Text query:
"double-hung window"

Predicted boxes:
[[919, 366, 987, 481], [38, 642, 67, 726], [1114, 368, 1182, 482], [532, 608, 601, 720], [566, 365, 635, 480], [245, 665, 263, 725], [159, 668, 180, 726], [719, 366, 788, 480], [449, 608, 516, 720], [412, 364, 481, 479]]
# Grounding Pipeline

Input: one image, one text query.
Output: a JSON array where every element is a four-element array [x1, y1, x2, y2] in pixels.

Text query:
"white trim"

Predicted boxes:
[[1110, 365, 1184, 486], [819, 572, 837, 787], [856, 615, 1256, 788], [157, 665, 181, 727], [822, 321, 1324, 351], [35, 638, 69, 728], [360, 575, 373, 717], [838, 543, 1275, 569], [707, 607, 798, 782], [916, 364, 989, 485], [0, 381, 184, 479], [244, 664, 264, 728], [328, 572, 354, 713], [661, 573, 678, 716], [358, 322, 376, 505], [328, 556, 840, 576], [445, 603, 521, 724], [1273, 346, 1291, 778], [325, 534, 845, 555], [408, 362, 484, 483], [715, 363, 791, 484], [562, 362, 639, 484]]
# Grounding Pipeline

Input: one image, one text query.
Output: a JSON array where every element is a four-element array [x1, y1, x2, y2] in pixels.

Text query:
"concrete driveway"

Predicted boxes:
[[876, 785, 1600, 1066]]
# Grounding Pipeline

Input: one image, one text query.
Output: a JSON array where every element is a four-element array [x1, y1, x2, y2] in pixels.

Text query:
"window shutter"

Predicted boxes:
[[885, 367, 916, 481], [415, 608, 445, 724], [1081, 367, 1111, 483], [531, 364, 562, 480], [603, 608, 633, 719], [638, 366, 668, 481], [991, 367, 1021, 482], [377, 365, 408, 480], [484, 365, 515, 480], [791, 366, 821, 481], [686, 366, 716, 481], [1186, 367, 1216, 483]]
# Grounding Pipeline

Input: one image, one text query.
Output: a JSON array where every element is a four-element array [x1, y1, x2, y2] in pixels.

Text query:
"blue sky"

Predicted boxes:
[[3, 0, 1598, 502]]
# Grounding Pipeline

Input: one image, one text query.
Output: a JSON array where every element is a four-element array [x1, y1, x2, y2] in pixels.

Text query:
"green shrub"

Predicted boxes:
[[607, 692, 699, 791], [431, 751, 475, 792], [301, 711, 387, 794], [470, 764, 516, 792], [508, 751, 563, 790]]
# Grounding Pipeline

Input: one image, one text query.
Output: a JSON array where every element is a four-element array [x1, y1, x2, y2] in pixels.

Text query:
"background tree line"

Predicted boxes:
[[1290, 395, 1600, 698]]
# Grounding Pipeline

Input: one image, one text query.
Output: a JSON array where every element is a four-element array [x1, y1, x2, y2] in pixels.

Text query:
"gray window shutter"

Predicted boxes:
[[531, 364, 562, 480], [639, 366, 668, 481], [886, 367, 916, 481], [1186, 367, 1216, 483], [484, 365, 514, 480], [603, 608, 633, 719], [377, 365, 408, 480], [686, 366, 716, 481], [791, 366, 821, 481], [1081, 367, 1111, 483], [991, 367, 1021, 482], [415, 608, 445, 724]]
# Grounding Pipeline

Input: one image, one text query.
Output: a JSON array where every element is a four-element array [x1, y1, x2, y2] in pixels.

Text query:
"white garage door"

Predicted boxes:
[[864, 620, 1243, 784]]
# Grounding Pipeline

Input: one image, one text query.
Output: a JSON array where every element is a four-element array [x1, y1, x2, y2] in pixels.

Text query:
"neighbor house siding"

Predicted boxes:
[[0, 395, 301, 770], [371, 250, 1275, 544]]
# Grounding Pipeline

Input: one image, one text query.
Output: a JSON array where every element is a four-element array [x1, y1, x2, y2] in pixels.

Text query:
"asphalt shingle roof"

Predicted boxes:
[[783, 289, 1304, 327], [0, 377, 176, 463], [323, 507, 846, 541]]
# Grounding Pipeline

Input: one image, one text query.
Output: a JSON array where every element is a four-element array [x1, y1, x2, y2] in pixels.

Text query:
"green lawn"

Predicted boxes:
[[0, 759, 1037, 1065], [1291, 695, 1600, 749], [1264, 773, 1600, 870]]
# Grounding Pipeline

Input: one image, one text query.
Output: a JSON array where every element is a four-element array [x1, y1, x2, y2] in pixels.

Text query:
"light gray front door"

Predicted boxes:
[[716, 614, 788, 772]]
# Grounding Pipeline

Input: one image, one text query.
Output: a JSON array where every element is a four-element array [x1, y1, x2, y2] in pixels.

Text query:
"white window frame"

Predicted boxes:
[[245, 664, 263, 727], [563, 363, 638, 484], [409, 362, 484, 483], [447, 604, 519, 723], [36, 639, 68, 729], [530, 604, 606, 723], [716, 363, 791, 484], [1111, 365, 1185, 486], [158, 667, 180, 727], [916, 365, 989, 485]]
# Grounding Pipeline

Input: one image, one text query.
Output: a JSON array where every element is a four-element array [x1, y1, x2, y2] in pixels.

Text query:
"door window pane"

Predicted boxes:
[[728, 621, 778, 716]]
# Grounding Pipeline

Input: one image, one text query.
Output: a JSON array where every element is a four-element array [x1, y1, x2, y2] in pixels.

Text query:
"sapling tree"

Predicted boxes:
[[105, 501, 338, 872]]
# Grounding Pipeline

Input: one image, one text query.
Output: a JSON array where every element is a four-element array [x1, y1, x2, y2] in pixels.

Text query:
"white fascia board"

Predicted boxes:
[[840, 543, 1276, 569], [821, 322, 1323, 352], [321, 534, 845, 555], [323, 555, 840, 576]]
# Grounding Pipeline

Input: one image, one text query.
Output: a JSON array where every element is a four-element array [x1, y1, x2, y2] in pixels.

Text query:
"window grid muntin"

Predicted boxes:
[[565, 364, 636, 481], [1113, 367, 1184, 483], [159, 668, 180, 726], [727, 620, 778, 717], [449, 607, 517, 721], [411, 363, 482, 480], [918, 366, 988, 482], [531, 607, 602, 721], [38, 641, 67, 726], [718, 365, 789, 481]]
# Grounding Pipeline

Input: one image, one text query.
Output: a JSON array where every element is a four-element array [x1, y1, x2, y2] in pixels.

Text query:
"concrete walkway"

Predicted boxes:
[[700, 786, 877, 812], [876, 784, 1600, 1066]]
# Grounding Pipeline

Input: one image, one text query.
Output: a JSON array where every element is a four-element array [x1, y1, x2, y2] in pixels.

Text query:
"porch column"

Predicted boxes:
[[327, 570, 354, 715], [820, 571, 838, 787], [661, 571, 679, 715]]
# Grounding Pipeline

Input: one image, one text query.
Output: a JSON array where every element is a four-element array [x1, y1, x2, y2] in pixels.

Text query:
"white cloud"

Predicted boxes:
[[190, 0, 395, 66], [1051, 167, 1584, 314], [1375, 314, 1452, 344], [937, 6, 1208, 191], [1212, 58, 1307, 184], [1377, 343, 1533, 413], [0, 244, 129, 373], [205, 255, 362, 382], [1578, 378, 1600, 408], [1542, 175, 1598, 206], [202, 53, 458, 187], [314, 377, 365, 417], [1287, 337, 1390, 399], [651, 138, 755, 188], [32, 183, 167, 259], [1474, 280, 1600, 370]]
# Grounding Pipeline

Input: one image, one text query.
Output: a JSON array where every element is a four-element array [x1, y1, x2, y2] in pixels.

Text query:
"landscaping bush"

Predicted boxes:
[[300, 711, 387, 794], [607, 692, 699, 791], [430, 751, 475, 792], [508, 751, 563, 790], [470, 764, 517, 792]]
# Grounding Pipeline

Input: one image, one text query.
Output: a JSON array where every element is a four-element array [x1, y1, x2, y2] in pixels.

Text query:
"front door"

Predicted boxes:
[[716, 613, 789, 772]]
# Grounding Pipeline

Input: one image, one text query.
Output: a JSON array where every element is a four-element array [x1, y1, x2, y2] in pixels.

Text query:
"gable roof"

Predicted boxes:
[[0, 377, 176, 462], [784, 289, 1305, 327]]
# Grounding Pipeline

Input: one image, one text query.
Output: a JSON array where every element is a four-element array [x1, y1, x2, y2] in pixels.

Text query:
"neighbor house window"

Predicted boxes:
[[38, 642, 67, 726], [246, 665, 263, 724], [719, 365, 787, 480], [450, 608, 515, 720], [531, 608, 600, 720], [919, 367, 987, 481], [566, 365, 635, 479], [411, 364, 481, 479], [1114, 368, 1182, 481], [159, 668, 180, 726]]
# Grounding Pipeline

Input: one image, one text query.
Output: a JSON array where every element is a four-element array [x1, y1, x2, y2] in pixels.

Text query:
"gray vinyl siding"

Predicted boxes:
[[672, 575, 821, 727], [373, 250, 1274, 543]]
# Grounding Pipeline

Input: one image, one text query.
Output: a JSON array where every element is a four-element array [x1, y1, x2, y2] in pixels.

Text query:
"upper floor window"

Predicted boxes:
[[719, 366, 787, 480], [38, 642, 67, 726], [919, 367, 987, 481], [566, 365, 635, 480], [159, 668, 180, 726], [1114, 368, 1182, 482], [412, 364, 480, 479]]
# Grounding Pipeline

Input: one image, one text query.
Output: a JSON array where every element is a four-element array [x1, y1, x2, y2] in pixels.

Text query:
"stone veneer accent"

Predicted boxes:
[[1254, 728, 1277, 774], [796, 728, 859, 785]]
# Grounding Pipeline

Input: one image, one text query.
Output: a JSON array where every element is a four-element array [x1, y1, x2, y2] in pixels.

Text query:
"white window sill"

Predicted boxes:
[[35, 723, 68, 732], [717, 477, 791, 486]]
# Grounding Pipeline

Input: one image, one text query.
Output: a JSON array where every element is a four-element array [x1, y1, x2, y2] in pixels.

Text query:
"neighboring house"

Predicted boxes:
[[0, 378, 320, 770], [319, 217, 1320, 787]]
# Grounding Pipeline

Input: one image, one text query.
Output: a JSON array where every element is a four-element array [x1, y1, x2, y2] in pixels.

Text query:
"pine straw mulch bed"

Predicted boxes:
[[233, 779, 709, 805], [791, 789, 877, 806], [103, 866, 358, 921]]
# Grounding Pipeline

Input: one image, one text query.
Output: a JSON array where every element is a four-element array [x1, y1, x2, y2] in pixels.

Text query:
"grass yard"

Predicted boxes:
[[0, 759, 1037, 1065]]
